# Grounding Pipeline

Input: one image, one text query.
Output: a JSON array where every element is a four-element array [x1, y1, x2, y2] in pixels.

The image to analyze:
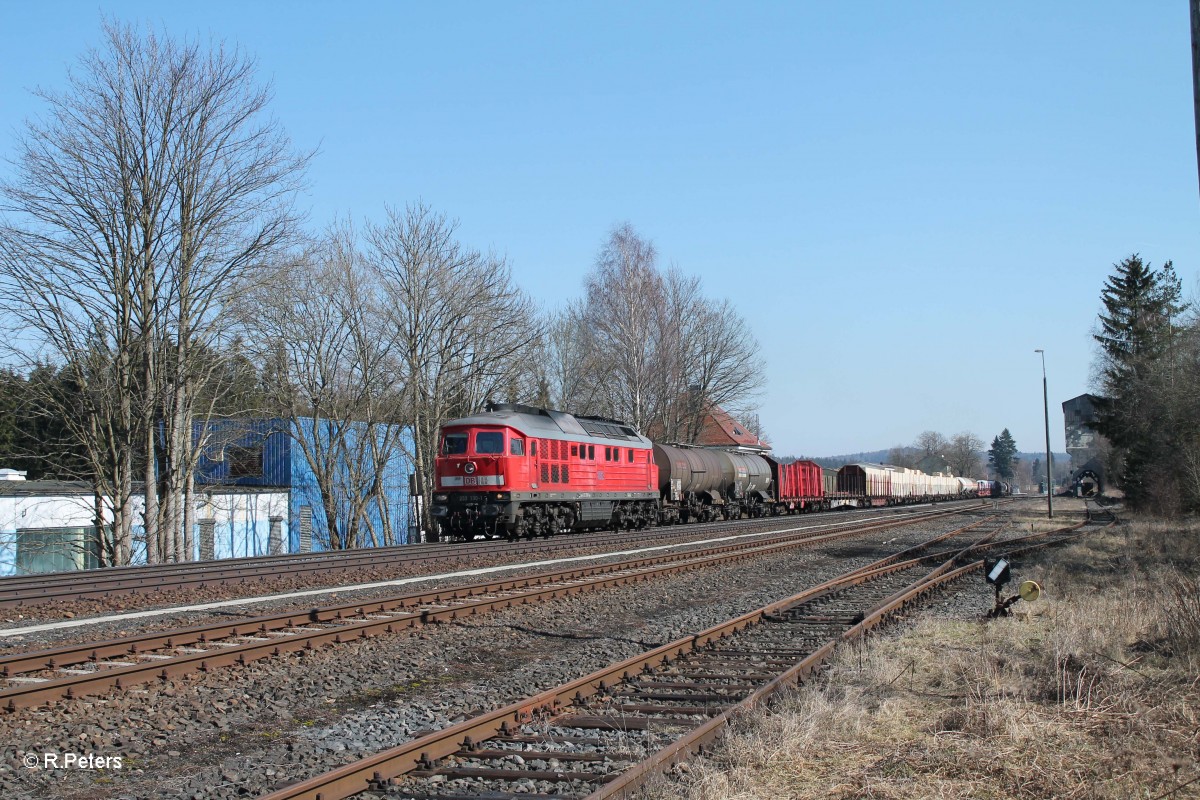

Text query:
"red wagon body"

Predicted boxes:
[[773, 459, 826, 510]]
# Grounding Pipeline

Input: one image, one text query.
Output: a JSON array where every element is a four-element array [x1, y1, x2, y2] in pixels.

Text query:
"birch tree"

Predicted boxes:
[[565, 224, 764, 443], [581, 224, 665, 431]]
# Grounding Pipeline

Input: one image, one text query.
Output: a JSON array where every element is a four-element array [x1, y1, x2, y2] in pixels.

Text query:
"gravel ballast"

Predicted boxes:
[[0, 507, 1031, 799]]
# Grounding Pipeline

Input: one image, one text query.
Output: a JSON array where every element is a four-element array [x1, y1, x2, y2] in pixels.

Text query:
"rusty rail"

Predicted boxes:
[[253, 508, 1094, 800], [590, 515, 1098, 798], [0, 501, 991, 609]]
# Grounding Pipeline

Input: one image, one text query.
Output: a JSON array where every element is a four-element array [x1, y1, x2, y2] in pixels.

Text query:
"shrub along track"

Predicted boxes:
[[256, 510, 1105, 800], [0, 502, 986, 616], [0, 506, 994, 713]]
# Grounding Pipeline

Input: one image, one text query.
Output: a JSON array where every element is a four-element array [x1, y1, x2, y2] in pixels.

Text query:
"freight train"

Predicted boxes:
[[430, 403, 983, 541]]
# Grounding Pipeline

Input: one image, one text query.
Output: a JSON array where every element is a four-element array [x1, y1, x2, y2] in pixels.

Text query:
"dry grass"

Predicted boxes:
[[641, 513, 1200, 799]]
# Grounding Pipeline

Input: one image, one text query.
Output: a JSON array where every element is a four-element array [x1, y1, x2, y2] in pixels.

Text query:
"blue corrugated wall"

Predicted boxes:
[[288, 418, 414, 550], [194, 418, 414, 552], [194, 418, 292, 487]]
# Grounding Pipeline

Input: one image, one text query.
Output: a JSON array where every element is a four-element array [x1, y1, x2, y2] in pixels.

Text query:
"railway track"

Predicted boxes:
[[255, 509, 1102, 800], [0, 501, 990, 610], [0, 505, 992, 712]]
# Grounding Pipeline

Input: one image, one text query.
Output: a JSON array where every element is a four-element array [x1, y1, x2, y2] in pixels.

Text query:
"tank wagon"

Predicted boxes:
[[433, 404, 982, 541], [654, 443, 773, 523], [977, 479, 1012, 497]]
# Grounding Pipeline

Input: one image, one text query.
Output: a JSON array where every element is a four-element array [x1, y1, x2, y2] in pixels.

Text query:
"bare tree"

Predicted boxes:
[[366, 203, 541, 538], [567, 225, 765, 443], [0, 20, 307, 563], [153, 29, 309, 560], [544, 302, 609, 413], [946, 431, 984, 477], [677, 294, 765, 443], [647, 268, 702, 441], [887, 445, 917, 469], [0, 23, 163, 563], [914, 431, 949, 461], [246, 227, 407, 549], [581, 224, 665, 431]]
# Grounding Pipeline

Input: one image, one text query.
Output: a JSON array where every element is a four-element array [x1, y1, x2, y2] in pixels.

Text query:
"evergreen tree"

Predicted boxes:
[[1092, 254, 1188, 509], [1095, 254, 1183, 387], [0, 365, 92, 480], [988, 429, 1018, 480]]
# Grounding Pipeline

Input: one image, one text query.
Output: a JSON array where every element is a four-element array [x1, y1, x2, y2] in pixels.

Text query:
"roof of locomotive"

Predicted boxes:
[[442, 403, 653, 446]]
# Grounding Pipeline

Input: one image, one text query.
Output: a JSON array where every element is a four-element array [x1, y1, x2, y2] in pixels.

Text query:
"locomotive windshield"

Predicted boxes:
[[475, 431, 504, 454], [441, 433, 468, 455]]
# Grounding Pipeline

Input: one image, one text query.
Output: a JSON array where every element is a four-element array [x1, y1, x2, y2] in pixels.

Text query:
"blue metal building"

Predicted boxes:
[[193, 417, 415, 551]]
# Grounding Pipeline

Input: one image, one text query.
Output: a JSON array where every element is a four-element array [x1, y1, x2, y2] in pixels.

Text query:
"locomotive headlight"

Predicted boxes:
[[434, 494, 448, 502]]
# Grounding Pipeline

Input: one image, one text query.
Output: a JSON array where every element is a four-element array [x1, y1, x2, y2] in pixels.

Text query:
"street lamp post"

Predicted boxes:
[[1034, 349, 1053, 519]]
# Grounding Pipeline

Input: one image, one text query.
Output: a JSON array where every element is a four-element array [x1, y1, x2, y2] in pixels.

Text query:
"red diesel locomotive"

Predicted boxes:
[[432, 403, 659, 539]]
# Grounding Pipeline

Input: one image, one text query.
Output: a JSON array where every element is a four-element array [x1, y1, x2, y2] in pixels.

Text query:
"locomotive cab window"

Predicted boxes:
[[510, 438, 525, 456], [441, 433, 467, 455], [530, 440, 537, 456], [628, 449, 634, 463], [475, 431, 504, 454]]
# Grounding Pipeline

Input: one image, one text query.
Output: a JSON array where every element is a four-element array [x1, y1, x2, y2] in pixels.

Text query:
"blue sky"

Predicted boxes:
[[1, 2, 1196, 459]]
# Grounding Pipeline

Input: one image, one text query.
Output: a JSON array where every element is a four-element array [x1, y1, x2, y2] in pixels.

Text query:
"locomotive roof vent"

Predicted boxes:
[[483, 402, 639, 440], [577, 417, 638, 440], [486, 401, 548, 417]]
